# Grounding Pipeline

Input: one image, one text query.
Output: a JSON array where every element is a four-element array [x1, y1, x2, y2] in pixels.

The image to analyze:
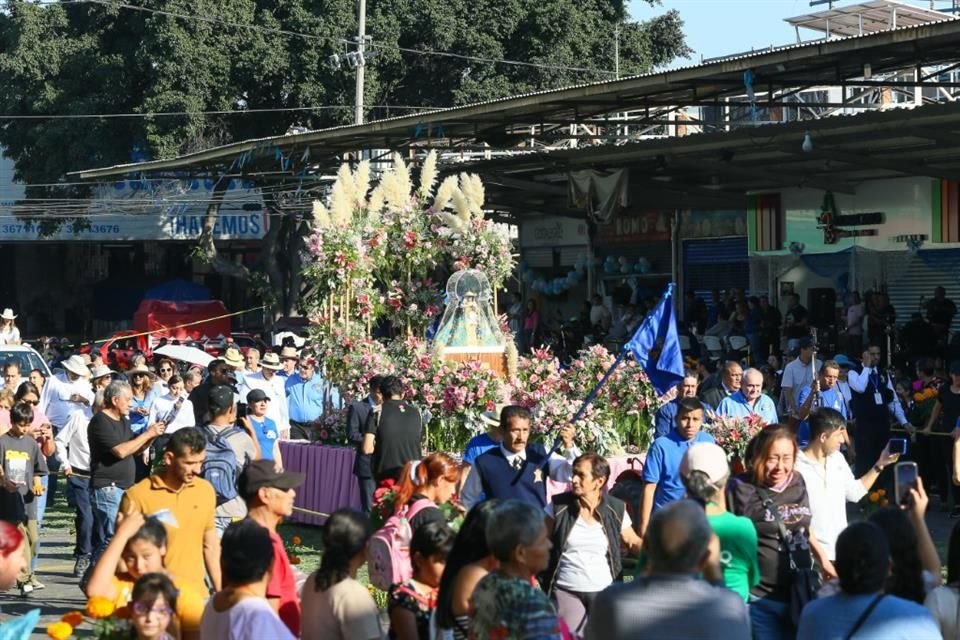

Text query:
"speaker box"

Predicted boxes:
[[807, 288, 836, 327]]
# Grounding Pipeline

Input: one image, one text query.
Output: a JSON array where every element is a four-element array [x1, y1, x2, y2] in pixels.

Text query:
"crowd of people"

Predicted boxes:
[[0, 281, 959, 639]]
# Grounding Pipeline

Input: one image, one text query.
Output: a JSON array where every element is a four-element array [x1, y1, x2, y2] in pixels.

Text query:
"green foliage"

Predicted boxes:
[[0, 0, 688, 192]]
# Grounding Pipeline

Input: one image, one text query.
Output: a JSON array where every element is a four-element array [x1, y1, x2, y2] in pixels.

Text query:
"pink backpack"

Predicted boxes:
[[367, 498, 435, 591]]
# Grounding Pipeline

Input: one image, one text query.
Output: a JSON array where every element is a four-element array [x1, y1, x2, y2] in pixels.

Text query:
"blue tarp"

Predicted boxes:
[[143, 279, 210, 301]]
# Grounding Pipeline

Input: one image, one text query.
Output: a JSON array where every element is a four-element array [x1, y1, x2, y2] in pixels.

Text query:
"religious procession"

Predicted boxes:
[[5, 0, 960, 639]]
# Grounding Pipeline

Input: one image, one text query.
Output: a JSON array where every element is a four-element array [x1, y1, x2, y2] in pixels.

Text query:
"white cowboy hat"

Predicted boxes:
[[61, 355, 92, 378], [89, 364, 116, 380], [0, 309, 17, 321]]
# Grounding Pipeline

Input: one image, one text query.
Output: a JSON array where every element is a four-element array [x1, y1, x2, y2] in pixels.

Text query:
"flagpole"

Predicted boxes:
[[547, 283, 676, 456]]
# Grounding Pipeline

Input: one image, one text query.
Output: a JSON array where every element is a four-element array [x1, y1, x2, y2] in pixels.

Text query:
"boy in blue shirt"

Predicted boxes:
[[639, 397, 714, 538], [244, 389, 281, 467]]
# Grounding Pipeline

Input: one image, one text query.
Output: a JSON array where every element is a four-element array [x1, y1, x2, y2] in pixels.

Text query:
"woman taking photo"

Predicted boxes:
[[543, 453, 641, 635], [728, 426, 834, 640], [301, 509, 382, 640], [435, 500, 500, 640], [127, 364, 157, 435]]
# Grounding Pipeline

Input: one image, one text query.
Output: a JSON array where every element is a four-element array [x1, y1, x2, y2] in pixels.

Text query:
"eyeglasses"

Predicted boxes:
[[132, 602, 173, 618]]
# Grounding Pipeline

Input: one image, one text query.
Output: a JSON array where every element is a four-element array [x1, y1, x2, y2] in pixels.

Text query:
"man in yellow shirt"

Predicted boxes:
[[120, 428, 221, 595]]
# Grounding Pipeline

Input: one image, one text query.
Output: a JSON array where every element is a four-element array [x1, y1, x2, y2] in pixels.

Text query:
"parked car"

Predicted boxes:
[[0, 345, 53, 379]]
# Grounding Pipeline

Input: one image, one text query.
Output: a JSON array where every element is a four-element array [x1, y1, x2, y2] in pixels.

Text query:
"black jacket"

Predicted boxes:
[[543, 491, 626, 594]]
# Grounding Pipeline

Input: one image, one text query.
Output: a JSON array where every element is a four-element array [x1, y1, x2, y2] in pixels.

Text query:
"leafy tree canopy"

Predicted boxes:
[[0, 0, 689, 193]]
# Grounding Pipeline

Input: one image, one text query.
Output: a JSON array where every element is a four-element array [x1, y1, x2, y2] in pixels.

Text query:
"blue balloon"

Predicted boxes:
[[603, 262, 616, 274], [518, 261, 529, 272]]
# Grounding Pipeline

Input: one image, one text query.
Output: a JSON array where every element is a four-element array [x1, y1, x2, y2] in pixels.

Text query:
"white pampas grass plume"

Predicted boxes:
[[312, 200, 330, 228], [381, 154, 413, 212], [439, 211, 467, 234], [367, 186, 384, 221], [452, 189, 471, 223], [433, 175, 458, 211], [329, 178, 352, 226], [418, 151, 438, 199], [354, 161, 370, 208], [461, 173, 485, 216]]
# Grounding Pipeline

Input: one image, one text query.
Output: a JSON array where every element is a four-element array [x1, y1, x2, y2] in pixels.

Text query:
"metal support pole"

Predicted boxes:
[[355, 0, 366, 125]]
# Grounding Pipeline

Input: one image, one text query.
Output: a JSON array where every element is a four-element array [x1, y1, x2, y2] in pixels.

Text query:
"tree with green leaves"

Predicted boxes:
[[0, 0, 688, 317]]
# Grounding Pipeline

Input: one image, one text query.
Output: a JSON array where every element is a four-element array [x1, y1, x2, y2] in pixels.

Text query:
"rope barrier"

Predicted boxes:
[[890, 427, 956, 439], [85, 305, 267, 346], [291, 505, 332, 519]]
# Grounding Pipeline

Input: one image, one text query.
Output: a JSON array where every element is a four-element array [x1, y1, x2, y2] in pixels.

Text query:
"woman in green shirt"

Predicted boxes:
[[680, 442, 759, 601]]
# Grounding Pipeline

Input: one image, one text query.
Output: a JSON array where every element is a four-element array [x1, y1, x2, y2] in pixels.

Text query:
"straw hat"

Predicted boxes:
[[222, 347, 245, 369], [126, 363, 157, 379], [279, 346, 299, 361], [260, 352, 282, 370], [61, 355, 92, 378]]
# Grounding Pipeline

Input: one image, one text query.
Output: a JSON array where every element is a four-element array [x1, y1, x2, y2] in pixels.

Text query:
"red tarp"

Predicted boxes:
[[132, 299, 231, 344]]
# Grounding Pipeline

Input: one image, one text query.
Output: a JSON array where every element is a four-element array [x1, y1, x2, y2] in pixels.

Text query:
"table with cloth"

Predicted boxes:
[[279, 443, 646, 526], [280, 442, 361, 525]]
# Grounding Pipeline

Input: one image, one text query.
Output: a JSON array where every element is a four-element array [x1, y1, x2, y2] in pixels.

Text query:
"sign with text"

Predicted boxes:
[[519, 216, 588, 247], [594, 210, 672, 245], [0, 154, 268, 242]]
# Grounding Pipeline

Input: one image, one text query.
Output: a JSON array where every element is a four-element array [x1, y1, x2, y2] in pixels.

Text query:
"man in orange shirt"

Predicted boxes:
[[120, 428, 221, 595]]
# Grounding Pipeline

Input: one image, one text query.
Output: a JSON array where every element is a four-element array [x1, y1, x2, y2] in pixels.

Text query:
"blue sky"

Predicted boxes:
[[627, 0, 853, 64]]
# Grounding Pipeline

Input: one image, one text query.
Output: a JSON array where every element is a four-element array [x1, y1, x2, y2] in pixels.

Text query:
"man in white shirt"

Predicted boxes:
[[796, 407, 899, 561], [780, 337, 821, 417], [148, 375, 195, 434], [244, 348, 261, 374], [56, 401, 97, 577], [243, 352, 289, 438], [42, 355, 95, 432]]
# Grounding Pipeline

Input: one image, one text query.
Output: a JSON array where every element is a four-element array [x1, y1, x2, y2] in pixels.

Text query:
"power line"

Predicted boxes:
[[57, 0, 615, 77], [0, 104, 443, 120]]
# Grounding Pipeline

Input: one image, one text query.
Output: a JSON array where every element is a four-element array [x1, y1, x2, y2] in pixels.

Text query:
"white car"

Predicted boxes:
[[0, 344, 53, 379]]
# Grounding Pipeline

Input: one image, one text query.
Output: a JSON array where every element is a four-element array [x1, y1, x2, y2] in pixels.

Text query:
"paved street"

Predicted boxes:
[[0, 491, 86, 639]]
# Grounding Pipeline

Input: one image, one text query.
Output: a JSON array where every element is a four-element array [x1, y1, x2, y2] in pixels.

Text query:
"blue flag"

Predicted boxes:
[[625, 283, 685, 395]]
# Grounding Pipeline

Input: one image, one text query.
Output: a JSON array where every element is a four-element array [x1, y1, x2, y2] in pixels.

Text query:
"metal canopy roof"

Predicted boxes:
[[466, 102, 960, 215], [786, 0, 948, 37], [74, 17, 960, 181]]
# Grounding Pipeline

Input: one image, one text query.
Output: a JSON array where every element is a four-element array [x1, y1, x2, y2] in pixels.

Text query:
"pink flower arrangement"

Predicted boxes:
[[708, 413, 767, 462]]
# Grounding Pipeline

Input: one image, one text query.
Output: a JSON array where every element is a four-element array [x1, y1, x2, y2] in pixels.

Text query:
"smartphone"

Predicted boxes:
[[894, 461, 919, 506], [888, 438, 908, 456]]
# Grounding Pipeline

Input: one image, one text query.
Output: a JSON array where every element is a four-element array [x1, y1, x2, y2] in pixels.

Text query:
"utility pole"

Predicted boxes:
[[614, 27, 620, 79], [355, 0, 366, 125]]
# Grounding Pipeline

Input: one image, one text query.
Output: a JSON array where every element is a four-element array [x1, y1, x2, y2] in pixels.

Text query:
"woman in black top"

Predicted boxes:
[[923, 360, 960, 515], [728, 426, 833, 640]]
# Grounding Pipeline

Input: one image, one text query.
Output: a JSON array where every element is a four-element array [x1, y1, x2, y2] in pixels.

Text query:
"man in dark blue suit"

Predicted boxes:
[[461, 405, 579, 510], [347, 375, 383, 511]]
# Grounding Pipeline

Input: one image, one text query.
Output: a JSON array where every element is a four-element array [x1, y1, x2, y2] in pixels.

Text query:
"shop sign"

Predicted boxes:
[[594, 210, 671, 244], [519, 216, 588, 247]]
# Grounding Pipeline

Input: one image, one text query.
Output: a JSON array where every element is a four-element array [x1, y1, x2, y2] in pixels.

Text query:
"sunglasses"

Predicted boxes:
[[22, 399, 38, 406], [159, 368, 173, 373], [298, 365, 314, 370]]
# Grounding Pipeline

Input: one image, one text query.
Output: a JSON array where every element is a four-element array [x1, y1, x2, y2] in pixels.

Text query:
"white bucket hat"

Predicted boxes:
[[61, 355, 92, 378]]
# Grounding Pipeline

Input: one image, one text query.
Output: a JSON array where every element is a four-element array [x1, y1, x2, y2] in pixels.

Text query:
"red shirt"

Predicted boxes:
[[266, 529, 301, 637]]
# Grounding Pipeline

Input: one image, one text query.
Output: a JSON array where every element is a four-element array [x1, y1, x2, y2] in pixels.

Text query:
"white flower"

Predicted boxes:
[[433, 175, 459, 211], [312, 200, 331, 228], [418, 151, 438, 199]]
